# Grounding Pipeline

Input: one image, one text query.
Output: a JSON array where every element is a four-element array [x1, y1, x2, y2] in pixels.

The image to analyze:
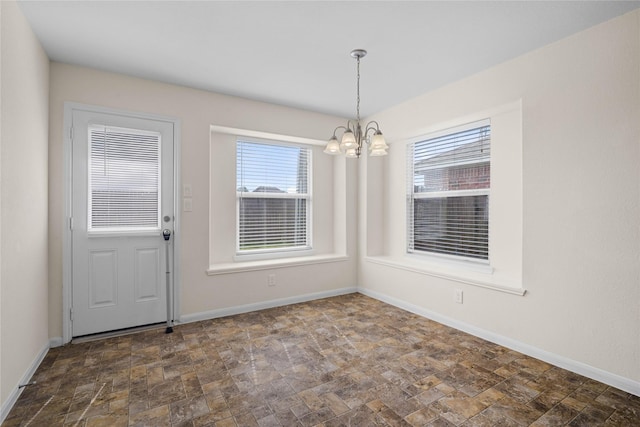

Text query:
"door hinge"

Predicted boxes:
[[69, 126, 74, 141], [69, 217, 74, 230], [70, 307, 74, 321]]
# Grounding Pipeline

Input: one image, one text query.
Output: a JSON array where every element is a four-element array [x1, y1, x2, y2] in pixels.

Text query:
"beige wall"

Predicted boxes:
[[48, 64, 358, 339], [360, 10, 640, 390], [0, 0, 50, 411]]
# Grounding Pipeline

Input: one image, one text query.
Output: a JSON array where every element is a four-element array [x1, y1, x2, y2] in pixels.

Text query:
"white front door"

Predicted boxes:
[[71, 109, 175, 337]]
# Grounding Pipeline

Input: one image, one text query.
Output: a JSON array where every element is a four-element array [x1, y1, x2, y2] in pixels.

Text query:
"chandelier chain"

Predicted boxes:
[[356, 56, 361, 123]]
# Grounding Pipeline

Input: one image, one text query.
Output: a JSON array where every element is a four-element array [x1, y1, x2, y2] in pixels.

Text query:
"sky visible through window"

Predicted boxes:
[[236, 141, 308, 194]]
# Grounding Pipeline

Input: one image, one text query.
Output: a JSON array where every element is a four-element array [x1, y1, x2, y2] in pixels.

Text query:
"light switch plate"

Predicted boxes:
[[183, 184, 192, 197], [183, 197, 193, 212]]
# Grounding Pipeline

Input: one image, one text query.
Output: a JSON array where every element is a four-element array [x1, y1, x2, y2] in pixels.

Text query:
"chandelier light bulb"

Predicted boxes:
[[341, 129, 357, 149], [345, 147, 358, 158], [323, 136, 341, 154], [369, 130, 388, 151]]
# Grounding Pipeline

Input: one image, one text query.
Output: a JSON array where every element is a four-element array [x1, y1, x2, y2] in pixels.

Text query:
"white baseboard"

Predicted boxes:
[[0, 342, 50, 424], [180, 287, 358, 324], [49, 337, 63, 348], [358, 288, 640, 397]]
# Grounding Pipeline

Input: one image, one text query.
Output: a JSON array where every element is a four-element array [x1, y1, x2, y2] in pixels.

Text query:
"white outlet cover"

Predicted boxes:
[[455, 289, 463, 304]]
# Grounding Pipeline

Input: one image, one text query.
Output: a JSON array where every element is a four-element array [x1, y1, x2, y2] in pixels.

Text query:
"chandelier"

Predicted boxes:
[[324, 49, 388, 158]]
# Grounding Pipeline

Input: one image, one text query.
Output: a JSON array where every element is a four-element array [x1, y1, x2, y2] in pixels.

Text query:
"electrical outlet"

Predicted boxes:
[[454, 289, 463, 304], [267, 274, 276, 287]]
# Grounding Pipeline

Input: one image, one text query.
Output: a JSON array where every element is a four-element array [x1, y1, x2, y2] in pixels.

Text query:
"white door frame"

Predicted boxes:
[[62, 102, 181, 344]]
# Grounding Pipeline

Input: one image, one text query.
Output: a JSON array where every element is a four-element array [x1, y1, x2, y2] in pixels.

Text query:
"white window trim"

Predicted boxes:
[[209, 125, 349, 271], [364, 101, 523, 294], [208, 254, 348, 275], [413, 188, 489, 200]]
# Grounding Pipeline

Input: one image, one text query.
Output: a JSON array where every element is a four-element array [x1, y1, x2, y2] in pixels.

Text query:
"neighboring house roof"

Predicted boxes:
[[253, 186, 285, 193]]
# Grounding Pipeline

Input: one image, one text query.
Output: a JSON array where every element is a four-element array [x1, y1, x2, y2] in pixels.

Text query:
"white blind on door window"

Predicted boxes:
[[408, 122, 490, 261], [89, 125, 161, 231], [236, 140, 310, 253]]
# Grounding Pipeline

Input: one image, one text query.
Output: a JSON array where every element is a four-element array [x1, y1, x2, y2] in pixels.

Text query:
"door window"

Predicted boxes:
[[88, 125, 161, 232]]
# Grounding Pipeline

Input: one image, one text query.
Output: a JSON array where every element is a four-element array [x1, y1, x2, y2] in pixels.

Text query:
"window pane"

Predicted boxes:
[[416, 163, 490, 193], [413, 126, 490, 193], [412, 195, 489, 260], [238, 198, 307, 250], [408, 122, 490, 261], [237, 141, 308, 194], [236, 140, 311, 253], [89, 125, 160, 231]]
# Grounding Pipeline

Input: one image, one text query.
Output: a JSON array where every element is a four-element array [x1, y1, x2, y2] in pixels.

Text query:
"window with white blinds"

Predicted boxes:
[[407, 121, 490, 261], [88, 125, 161, 232], [236, 139, 311, 254]]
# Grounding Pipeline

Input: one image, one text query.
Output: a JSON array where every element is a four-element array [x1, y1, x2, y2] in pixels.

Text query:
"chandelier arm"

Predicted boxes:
[[346, 120, 358, 132], [365, 121, 381, 131], [331, 125, 349, 137], [362, 122, 379, 144]]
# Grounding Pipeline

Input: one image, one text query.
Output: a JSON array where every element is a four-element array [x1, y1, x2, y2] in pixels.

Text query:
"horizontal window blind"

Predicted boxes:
[[408, 122, 490, 261], [88, 125, 161, 231], [236, 140, 310, 253]]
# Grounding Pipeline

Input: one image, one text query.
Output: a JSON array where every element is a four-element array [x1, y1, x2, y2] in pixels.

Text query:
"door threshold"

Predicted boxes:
[[72, 322, 166, 344]]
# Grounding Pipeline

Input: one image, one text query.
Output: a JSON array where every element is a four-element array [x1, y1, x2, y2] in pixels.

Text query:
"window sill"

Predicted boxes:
[[233, 247, 314, 262], [364, 256, 526, 296], [207, 254, 349, 276]]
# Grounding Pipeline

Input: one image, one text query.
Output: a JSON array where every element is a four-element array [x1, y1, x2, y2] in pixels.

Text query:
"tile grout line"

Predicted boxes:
[[73, 382, 106, 427], [23, 396, 53, 427]]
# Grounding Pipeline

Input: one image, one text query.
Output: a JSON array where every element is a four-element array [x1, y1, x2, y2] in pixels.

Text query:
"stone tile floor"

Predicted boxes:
[[3, 293, 639, 426]]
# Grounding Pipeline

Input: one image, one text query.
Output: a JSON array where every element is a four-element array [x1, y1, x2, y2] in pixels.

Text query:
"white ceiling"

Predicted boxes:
[[18, 1, 640, 118]]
